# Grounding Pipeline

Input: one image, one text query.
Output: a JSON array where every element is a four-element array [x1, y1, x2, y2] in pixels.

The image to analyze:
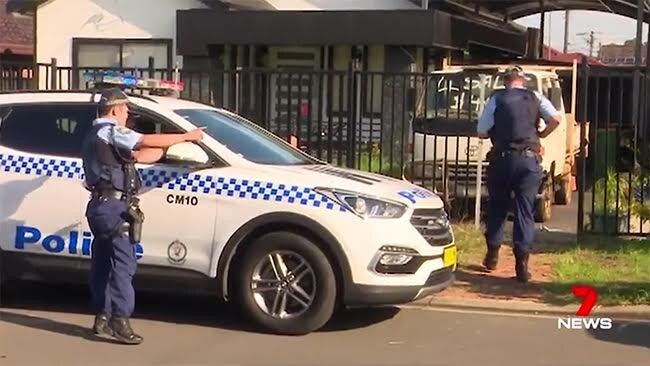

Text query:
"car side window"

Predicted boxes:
[[126, 108, 226, 167], [127, 108, 184, 135], [0, 103, 96, 158]]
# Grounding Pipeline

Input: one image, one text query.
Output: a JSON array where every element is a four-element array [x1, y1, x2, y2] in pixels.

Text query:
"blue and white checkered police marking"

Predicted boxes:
[[0, 153, 346, 212], [0, 154, 83, 178], [138, 168, 345, 211]]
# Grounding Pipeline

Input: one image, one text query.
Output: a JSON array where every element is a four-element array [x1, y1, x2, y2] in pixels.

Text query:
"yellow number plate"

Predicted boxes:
[[443, 246, 457, 268]]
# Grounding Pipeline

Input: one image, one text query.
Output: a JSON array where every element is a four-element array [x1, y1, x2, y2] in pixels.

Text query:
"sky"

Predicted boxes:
[[516, 10, 649, 56]]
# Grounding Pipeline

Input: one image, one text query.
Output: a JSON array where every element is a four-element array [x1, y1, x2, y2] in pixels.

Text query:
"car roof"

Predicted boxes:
[[144, 95, 216, 111], [0, 90, 220, 112]]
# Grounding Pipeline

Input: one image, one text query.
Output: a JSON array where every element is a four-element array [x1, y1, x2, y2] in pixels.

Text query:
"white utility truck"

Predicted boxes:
[[405, 62, 584, 222]]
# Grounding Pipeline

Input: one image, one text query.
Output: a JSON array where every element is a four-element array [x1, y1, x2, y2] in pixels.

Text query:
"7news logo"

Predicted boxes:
[[557, 285, 612, 330]]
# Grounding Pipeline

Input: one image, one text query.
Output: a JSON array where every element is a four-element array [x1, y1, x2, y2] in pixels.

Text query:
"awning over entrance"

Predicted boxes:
[[430, 0, 650, 22], [176, 9, 528, 56]]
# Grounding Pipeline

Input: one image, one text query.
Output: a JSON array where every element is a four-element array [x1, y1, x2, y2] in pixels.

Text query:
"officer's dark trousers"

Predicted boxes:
[[485, 151, 543, 255], [86, 196, 137, 318]]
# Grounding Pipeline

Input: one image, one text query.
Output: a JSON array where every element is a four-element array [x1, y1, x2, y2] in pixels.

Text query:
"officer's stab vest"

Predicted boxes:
[[489, 88, 541, 153], [81, 122, 141, 193]]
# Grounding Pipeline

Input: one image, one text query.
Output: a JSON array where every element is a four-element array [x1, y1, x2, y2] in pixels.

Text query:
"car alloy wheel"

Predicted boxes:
[[251, 250, 316, 319]]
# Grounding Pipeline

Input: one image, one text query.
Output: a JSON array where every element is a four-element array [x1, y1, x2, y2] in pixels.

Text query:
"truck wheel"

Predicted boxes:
[[535, 179, 553, 223], [235, 231, 337, 335], [554, 177, 572, 205]]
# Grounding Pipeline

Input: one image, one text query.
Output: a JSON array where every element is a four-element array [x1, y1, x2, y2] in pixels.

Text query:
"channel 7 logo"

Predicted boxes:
[[557, 285, 613, 330]]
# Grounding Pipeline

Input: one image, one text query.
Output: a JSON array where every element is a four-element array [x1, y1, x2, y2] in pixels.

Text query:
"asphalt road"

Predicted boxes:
[[1, 282, 648, 366]]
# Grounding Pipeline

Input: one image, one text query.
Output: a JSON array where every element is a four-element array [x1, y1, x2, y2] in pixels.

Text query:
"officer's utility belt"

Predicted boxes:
[[493, 148, 539, 158], [91, 188, 126, 201]]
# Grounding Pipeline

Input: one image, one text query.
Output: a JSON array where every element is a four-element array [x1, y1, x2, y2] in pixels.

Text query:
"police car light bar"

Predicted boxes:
[[83, 71, 184, 92]]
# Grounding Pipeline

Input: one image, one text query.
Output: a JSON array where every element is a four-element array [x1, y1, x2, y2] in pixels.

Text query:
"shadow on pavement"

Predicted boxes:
[[1, 280, 398, 336], [322, 307, 400, 332], [587, 320, 650, 349], [0, 310, 124, 344], [453, 268, 546, 301]]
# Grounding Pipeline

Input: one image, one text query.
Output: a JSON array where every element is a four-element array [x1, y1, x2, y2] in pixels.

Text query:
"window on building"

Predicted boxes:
[[0, 104, 96, 158], [73, 38, 173, 87]]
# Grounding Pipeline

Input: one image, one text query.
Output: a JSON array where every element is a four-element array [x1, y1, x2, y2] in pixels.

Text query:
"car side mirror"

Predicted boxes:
[[165, 142, 209, 165]]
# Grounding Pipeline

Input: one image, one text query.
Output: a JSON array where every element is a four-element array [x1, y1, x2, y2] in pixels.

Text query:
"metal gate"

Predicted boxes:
[[577, 59, 650, 236]]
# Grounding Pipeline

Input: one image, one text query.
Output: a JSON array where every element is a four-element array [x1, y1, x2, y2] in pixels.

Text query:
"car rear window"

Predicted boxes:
[[0, 103, 96, 158]]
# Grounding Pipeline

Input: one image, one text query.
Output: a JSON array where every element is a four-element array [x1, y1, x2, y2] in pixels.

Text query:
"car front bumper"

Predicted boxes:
[[343, 266, 455, 306]]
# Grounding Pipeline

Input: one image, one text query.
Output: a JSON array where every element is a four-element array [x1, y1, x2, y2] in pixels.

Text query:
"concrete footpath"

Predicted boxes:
[[411, 295, 650, 321]]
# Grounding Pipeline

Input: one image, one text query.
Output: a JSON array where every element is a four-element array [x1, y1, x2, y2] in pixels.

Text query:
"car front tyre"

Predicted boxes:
[[236, 231, 337, 335]]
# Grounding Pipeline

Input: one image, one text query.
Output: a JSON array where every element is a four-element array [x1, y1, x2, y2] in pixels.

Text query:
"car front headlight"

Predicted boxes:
[[314, 188, 407, 219]]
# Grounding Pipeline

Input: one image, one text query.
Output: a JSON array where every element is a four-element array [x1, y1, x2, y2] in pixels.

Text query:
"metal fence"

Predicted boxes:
[[577, 60, 650, 236], [1, 59, 488, 216], [4, 56, 650, 233]]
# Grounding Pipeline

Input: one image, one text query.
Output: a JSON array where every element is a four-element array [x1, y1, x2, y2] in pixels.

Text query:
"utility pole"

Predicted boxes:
[[539, 0, 546, 58], [548, 11, 553, 59], [577, 31, 596, 57], [563, 10, 570, 53]]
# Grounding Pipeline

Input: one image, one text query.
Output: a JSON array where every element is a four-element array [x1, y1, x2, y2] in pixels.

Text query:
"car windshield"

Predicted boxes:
[[175, 108, 317, 165], [426, 72, 538, 120]]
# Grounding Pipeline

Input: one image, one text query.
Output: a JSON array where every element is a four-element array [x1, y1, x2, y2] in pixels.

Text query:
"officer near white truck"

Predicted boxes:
[[477, 65, 561, 283], [81, 88, 203, 344]]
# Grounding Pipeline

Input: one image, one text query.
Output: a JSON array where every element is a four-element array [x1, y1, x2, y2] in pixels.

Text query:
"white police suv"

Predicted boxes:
[[0, 76, 456, 335]]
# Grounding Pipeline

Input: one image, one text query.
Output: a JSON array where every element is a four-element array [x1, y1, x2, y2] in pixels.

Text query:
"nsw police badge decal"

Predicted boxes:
[[167, 240, 187, 265]]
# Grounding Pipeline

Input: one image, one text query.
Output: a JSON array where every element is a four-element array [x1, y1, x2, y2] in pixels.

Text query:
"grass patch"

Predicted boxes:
[[450, 223, 650, 306], [544, 236, 650, 306], [451, 223, 485, 266], [355, 152, 404, 178]]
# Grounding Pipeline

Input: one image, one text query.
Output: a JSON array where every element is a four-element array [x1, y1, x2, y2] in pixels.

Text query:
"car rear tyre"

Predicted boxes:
[[236, 231, 337, 335]]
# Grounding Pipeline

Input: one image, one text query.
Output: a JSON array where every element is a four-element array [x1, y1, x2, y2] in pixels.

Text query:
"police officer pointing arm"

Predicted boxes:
[[82, 88, 203, 344], [477, 66, 561, 283]]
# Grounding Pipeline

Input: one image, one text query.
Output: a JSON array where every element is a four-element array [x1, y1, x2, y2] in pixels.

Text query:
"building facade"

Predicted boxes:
[[0, 0, 33, 63], [599, 39, 648, 65]]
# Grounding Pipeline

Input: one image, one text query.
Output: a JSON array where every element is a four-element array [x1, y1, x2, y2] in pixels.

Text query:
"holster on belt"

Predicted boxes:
[[122, 196, 145, 245]]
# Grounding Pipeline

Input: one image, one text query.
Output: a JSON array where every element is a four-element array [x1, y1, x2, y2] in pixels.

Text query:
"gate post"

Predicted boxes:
[[346, 62, 359, 169], [50, 58, 57, 90], [577, 56, 590, 236]]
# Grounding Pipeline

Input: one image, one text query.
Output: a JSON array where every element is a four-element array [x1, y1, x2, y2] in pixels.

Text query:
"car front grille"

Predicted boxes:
[[410, 208, 453, 246]]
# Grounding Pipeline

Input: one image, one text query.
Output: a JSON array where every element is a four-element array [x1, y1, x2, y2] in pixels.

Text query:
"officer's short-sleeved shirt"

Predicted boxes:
[[477, 86, 559, 135], [93, 117, 142, 151]]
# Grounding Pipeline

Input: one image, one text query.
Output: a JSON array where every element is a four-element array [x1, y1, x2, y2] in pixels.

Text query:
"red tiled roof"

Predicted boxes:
[[0, 0, 33, 55], [542, 45, 603, 65]]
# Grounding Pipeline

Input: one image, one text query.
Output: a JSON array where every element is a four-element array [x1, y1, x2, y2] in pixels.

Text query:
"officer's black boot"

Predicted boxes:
[[93, 314, 113, 337], [108, 317, 143, 345], [483, 246, 499, 271], [514, 251, 531, 283]]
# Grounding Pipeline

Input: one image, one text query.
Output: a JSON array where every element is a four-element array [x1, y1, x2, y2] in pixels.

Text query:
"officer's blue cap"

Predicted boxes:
[[98, 88, 129, 108]]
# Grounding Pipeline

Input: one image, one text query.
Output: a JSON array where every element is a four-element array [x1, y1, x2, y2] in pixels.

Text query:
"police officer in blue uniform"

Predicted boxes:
[[477, 66, 561, 283], [82, 88, 203, 344]]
